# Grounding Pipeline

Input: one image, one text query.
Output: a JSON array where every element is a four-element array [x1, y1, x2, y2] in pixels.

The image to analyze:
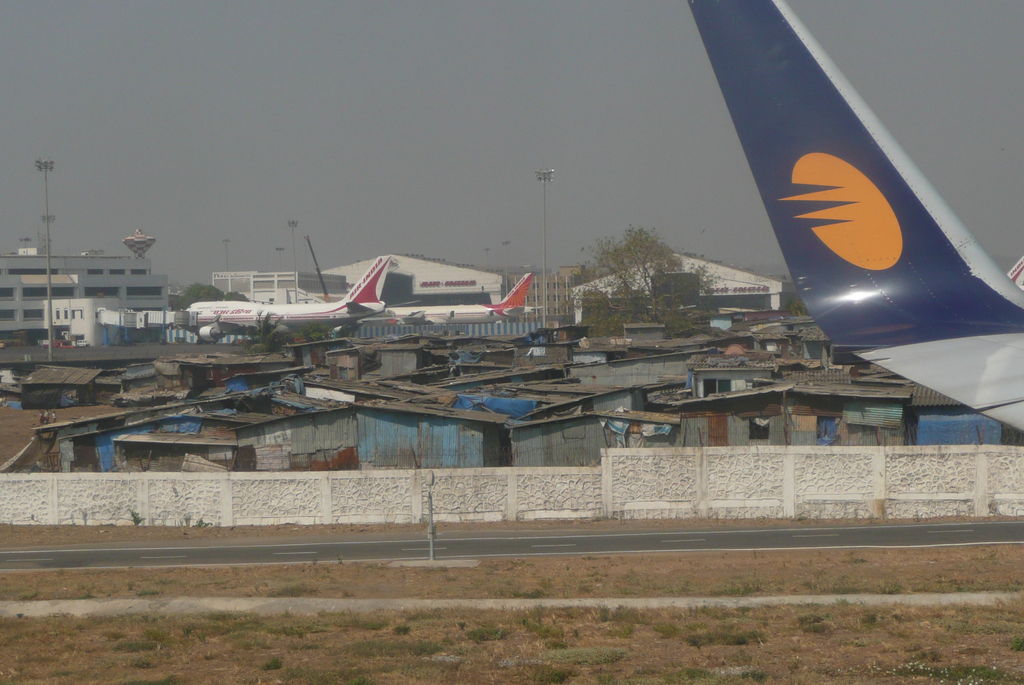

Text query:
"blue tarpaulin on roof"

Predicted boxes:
[[225, 376, 249, 393], [157, 415, 204, 434], [453, 394, 538, 419], [915, 409, 1002, 445]]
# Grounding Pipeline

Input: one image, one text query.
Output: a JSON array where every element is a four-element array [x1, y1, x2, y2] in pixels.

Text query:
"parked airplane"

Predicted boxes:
[[689, 1, 1024, 431], [380, 272, 534, 325], [187, 255, 395, 341]]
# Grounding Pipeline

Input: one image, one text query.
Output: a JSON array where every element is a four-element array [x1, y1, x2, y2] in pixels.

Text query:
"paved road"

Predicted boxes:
[[1, 520, 1021, 571]]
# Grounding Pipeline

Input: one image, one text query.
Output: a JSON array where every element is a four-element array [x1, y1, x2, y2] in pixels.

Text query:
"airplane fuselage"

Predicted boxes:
[[189, 300, 383, 328]]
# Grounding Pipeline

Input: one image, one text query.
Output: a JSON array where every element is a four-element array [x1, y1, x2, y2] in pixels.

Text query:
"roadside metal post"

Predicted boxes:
[[425, 470, 436, 560]]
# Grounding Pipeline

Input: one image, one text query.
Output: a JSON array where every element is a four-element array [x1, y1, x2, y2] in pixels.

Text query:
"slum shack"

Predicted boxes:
[[354, 402, 509, 469], [510, 410, 681, 467], [21, 366, 103, 409], [668, 382, 911, 447]]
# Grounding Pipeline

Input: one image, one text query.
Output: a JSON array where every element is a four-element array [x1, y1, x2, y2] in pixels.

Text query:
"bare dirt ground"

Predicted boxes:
[[0, 405, 116, 463]]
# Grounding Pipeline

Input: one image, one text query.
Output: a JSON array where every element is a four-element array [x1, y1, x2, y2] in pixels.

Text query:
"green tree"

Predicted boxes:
[[171, 284, 247, 310], [579, 226, 714, 332]]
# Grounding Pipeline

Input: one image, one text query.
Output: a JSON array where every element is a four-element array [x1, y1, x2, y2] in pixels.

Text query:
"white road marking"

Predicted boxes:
[[531, 544, 576, 548], [400, 547, 448, 552], [272, 552, 318, 556], [6, 558, 53, 562], [662, 538, 706, 543], [139, 555, 187, 559], [792, 534, 840, 538], [927, 529, 974, 534]]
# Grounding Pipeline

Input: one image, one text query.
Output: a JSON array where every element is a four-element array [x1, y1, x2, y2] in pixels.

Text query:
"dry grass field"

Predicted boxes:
[[2, 600, 1023, 684]]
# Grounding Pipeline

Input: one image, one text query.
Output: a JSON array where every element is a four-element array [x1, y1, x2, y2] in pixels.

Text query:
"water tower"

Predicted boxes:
[[123, 228, 156, 259]]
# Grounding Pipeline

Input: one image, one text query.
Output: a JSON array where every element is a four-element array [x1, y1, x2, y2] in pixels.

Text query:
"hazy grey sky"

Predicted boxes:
[[3, 1, 1023, 285]]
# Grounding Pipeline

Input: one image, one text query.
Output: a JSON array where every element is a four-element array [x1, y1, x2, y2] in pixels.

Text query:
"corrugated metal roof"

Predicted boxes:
[[911, 384, 963, 407], [24, 366, 104, 386], [114, 433, 237, 445], [513, 409, 681, 428], [358, 401, 509, 424]]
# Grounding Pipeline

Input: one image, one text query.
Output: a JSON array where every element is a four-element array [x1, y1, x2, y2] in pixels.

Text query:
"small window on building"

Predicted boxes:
[[21, 287, 47, 298], [8, 268, 47, 275], [52, 286, 75, 298], [72, 309, 83, 320], [130, 268, 148, 275], [84, 287, 120, 297], [0, 310, 14, 321], [23, 309, 44, 320], [87, 268, 103, 275], [0, 288, 12, 299], [108, 269, 125, 275], [702, 378, 731, 396], [126, 286, 162, 297], [749, 417, 771, 441]]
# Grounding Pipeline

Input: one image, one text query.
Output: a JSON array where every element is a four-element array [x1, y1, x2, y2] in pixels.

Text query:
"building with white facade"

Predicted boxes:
[[326, 254, 502, 307], [211, 271, 348, 304], [0, 249, 168, 342]]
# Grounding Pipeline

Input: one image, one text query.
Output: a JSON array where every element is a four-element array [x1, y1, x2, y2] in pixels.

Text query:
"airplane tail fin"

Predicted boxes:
[[688, 0, 1024, 349], [497, 273, 534, 310], [345, 255, 395, 305], [1008, 257, 1024, 289]]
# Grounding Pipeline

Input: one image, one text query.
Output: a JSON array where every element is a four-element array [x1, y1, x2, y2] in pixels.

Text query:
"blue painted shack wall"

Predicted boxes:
[[915, 409, 1002, 445], [356, 407, 503, 469]]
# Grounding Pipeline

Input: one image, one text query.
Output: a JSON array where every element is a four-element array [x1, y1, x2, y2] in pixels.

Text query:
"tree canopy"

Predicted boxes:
[[172, 284, 247, 310], [577, 226, 714, 336]]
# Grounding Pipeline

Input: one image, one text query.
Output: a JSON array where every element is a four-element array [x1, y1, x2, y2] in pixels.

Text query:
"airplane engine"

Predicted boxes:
[[198, 324, 223, 342]]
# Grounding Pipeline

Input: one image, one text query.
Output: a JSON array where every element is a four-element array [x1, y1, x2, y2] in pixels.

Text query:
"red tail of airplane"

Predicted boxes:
[[494, 272, 534, 311], [346, 255, 395, 306]]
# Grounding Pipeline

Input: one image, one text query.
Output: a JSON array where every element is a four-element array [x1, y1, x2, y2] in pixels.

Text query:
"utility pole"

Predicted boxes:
[[35, 159, 55, 361], [535, 169, 554, 328], [287, 220, 298, 303]]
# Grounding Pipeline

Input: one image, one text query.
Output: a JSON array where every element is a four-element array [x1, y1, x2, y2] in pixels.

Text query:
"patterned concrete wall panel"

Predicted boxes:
[[796, 501, 873, 519], [617, 503, 697, 519], [424, 473, 507, 521], [885, 499, 973, 519], [886, 450, 975, 494], [987, 452, 1024, 493], [707, 505, 785, 519], [990, 499, 1024, 516], [57, 478, 137, 525], [794, 450, 874, 496], [232, 477, 322, 524], [517, 472, 602, 518], [609, 454, 697, 507], [331, 474, 413, 523], [706, 450, 784, 499], [148, 479, 224, 526], [0, 478, 49, 524]]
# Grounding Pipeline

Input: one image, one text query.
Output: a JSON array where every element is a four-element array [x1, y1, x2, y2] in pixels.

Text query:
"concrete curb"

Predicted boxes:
[[0, 592, 1018, 618]]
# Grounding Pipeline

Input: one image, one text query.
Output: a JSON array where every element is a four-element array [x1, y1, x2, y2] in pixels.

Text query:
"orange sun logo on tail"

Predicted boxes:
[[781, 152, 902, 270]]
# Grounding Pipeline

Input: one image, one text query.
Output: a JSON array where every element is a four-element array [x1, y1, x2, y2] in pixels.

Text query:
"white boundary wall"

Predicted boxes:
[[1, 446, 1022, 526]]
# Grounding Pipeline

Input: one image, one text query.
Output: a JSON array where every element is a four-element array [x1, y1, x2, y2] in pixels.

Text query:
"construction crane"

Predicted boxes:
[[304, 235, 331, 301]]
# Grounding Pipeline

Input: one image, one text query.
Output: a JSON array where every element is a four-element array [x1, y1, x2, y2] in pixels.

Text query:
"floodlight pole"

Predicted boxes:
[[36, 159, 55, 362], [535, 169, 553, 328], [288, 220, 299, 303]]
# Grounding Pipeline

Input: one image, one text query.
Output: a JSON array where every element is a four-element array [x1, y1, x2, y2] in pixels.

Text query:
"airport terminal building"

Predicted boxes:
[[0, 249, 168, 341], [326, 254, 503, 307]]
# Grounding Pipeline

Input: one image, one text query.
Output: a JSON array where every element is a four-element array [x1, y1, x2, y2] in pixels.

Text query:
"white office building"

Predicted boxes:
[[0, 248, 168, 341]]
